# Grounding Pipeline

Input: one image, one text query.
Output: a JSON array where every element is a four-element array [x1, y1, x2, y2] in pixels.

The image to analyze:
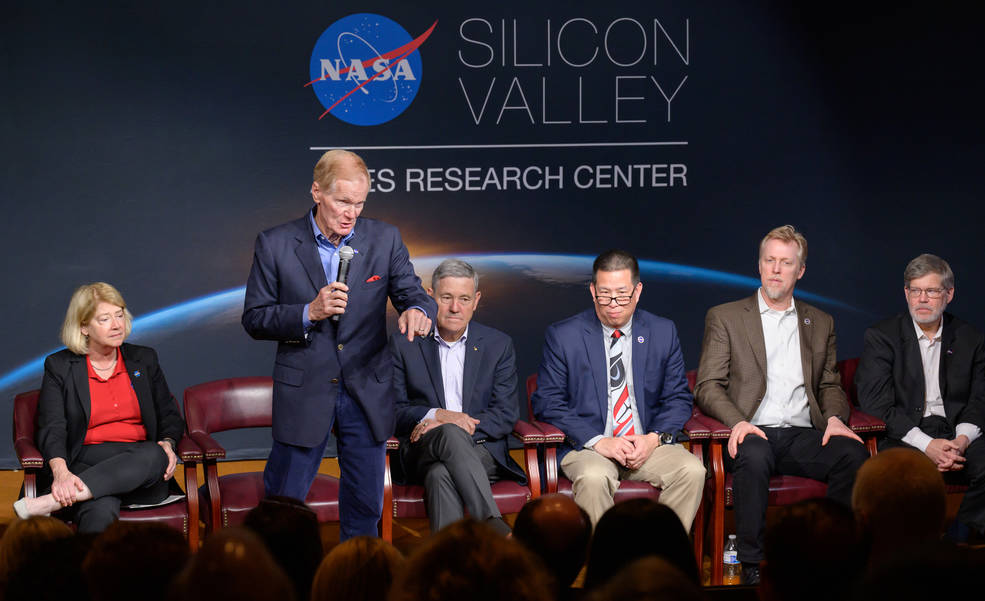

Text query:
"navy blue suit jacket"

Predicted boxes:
[[390, 321, 526, 483], [531, 308, 694, 460], [242, 212, 436, 446]]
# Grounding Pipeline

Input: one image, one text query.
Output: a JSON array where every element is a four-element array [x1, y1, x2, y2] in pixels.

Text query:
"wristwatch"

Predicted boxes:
[[659, 431, 675, 445]]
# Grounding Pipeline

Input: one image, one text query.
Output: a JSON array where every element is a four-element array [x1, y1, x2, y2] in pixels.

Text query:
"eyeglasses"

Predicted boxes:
[[595, 295, 634, 306], [907, 287, 948, 299]]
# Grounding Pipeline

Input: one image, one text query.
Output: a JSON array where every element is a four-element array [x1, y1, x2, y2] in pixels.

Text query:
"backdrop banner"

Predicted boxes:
[[2, 2, 981, 467]]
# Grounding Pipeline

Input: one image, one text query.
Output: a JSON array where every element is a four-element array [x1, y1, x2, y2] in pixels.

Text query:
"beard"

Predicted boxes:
[[910, 303, 946, 325], [763, 282, 788, 301]]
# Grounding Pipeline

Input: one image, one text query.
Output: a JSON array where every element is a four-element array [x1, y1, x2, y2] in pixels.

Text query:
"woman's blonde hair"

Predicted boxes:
[[60, 282, 133, 354]]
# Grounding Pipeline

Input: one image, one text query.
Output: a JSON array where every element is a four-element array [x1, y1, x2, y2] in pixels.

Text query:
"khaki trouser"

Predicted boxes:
[[560, 442, 705, 529]]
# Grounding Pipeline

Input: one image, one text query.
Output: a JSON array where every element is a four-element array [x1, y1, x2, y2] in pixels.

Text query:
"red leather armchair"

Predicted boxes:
[[690, 361, 886, 584], [382, 420, 543, 539], [12, 389, 202, 550], [525, 374, 711, 566], [183, 377, 345, 534]]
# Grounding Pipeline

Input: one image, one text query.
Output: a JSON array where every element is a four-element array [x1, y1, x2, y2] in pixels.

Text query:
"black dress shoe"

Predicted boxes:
[[741, 564, 760, 585]]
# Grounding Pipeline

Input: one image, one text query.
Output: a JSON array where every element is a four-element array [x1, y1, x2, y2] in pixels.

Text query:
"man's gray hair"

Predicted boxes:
[[904, 253, 954, 290], [431, 259, 479, 291]]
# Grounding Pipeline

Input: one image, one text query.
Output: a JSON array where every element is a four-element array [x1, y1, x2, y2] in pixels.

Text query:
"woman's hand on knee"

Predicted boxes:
[[158, 440, 178, 481]]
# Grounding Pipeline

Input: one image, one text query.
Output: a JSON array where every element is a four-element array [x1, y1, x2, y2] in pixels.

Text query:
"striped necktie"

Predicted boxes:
[[609, 330, 635, 436]]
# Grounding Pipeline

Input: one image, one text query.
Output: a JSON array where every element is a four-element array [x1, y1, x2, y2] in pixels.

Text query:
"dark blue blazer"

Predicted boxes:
[[531, 308, 694, 460], [242, 212, 436, 446], [390, 321, 526, 483]]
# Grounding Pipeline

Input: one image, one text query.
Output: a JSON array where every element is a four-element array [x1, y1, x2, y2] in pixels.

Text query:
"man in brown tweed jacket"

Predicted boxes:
[[694, 225, 868, 585]]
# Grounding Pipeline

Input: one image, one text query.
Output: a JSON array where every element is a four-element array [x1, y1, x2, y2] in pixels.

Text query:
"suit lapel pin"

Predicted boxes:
[[637, 336, 644, 344], [947, 349, 953, 355], [133, 370, 141, 378], [473, 346, 478, 351], [803, 318, 811, 325]]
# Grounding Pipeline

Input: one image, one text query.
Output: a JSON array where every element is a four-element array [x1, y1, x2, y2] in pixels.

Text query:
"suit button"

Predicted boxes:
[[330, 378, 339, 384], [337, 344, 343, 351]]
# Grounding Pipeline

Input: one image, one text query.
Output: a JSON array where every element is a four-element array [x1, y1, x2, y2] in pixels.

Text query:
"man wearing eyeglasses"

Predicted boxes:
[[531, 249, 705, 528], [693, 225, 868, 585], [390, 259, 526, 535], [856, 253, 985, 542]]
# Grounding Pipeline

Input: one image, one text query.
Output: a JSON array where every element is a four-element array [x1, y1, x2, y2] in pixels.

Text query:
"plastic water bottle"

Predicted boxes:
[[724, 534, 740, 585]]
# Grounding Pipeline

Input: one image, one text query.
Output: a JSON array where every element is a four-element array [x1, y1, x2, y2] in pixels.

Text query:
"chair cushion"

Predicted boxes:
[[204, 472, 340, 528], [392, 483, 427, 518], [392, 481, 531, 519], [557, 477, 661, 502], [724, 474, 828, 506], [119, 502, 189, 535]]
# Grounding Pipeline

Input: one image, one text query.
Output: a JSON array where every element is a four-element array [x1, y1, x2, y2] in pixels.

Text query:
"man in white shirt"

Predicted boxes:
[[857, 253, 985, 541], [694, 225, 868, 584], [390, 259, 525, 534]]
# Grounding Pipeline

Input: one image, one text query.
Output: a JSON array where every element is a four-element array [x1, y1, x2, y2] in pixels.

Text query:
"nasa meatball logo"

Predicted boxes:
[[307, 14, 436, 125]]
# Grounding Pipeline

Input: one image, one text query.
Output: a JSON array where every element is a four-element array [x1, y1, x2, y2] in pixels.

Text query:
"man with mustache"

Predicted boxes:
[[856, 253, 985, 542]]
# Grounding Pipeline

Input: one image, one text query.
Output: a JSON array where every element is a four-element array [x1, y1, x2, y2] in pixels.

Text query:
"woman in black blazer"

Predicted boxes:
[[13, 282, 185, 532]]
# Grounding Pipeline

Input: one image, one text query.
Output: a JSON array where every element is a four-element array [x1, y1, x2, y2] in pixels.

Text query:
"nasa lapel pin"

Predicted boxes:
[[133, 370, 141, 378], [803, 318, 811, 325], [637, 336, 644, 344]]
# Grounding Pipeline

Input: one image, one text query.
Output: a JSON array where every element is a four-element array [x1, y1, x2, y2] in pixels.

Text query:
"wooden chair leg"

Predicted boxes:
[[205, 461, 222, 532], [693, 495, 705, 569], [524, 445, 541, 500], [381, 453, 394, 542], [184, 461, 200, 551], [545, 447, 559, 495], [711, 444, 726, 586]]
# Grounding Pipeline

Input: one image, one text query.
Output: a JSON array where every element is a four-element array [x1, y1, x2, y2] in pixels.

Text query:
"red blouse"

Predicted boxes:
[[83, 349, 147, 444]]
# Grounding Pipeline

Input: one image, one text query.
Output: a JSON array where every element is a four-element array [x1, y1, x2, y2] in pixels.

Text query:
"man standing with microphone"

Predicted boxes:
[[242, 149, 436, 540]]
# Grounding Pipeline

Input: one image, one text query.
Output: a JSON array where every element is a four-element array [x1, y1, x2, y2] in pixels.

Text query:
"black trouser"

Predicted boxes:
[[727, 426, 869, 563], [403, 424, 504, 533], [880, 415, 985, 533], [66, 441, 169, 533]]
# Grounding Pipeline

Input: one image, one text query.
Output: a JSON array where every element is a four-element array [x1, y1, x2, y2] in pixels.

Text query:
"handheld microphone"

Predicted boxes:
[[332, 245, 355, 323]]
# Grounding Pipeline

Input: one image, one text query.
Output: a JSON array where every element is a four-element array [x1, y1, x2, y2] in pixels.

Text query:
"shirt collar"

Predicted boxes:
[[912, 318, 943, 342], [758, 288, 796, 316], [435, 325, 469, 348], [601, 317, 633, 339], [309, 207, 355, 248]]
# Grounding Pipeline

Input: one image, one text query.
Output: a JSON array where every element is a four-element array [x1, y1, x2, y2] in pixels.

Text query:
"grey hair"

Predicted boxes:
[[431, 259, 479, 291], [904, 253, 954, 290]]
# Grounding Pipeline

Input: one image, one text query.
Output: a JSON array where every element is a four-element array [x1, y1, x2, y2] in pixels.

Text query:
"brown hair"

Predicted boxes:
[[0, 516, 73, 584], [311, 536, 403, 601]]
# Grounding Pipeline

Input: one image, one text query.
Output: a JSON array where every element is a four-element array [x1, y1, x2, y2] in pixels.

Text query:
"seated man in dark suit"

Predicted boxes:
[[531, 249, 705, 529], [391, 259, 525, 534], [856, 253, 985, 541]]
